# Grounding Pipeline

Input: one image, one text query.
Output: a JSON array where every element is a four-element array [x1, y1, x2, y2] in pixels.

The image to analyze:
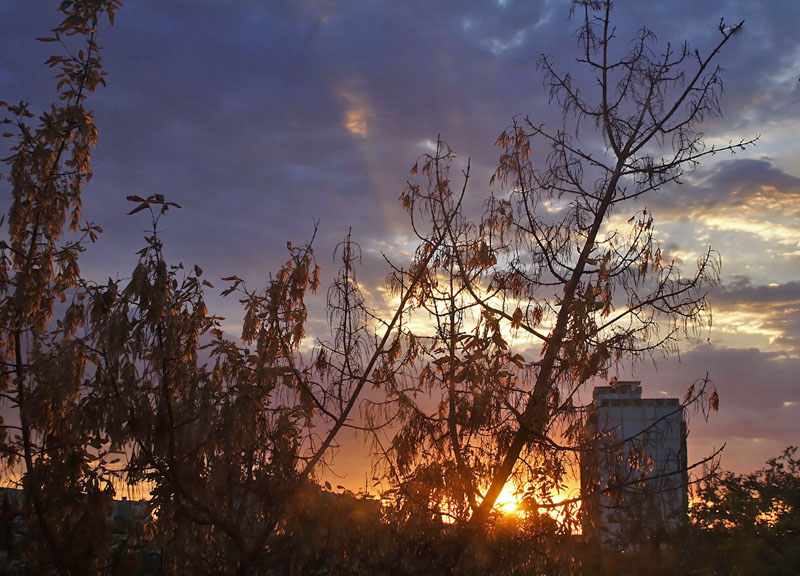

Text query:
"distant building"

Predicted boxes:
[[581, 381, 687, 547], [106, 495, 149, 525]]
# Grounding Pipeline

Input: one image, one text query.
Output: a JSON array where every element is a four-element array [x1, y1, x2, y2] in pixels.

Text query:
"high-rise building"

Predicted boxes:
[[581, 381, 687, 547]]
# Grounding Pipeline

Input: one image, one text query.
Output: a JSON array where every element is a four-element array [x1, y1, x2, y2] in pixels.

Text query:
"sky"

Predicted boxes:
[[1, 0, 798, 488]]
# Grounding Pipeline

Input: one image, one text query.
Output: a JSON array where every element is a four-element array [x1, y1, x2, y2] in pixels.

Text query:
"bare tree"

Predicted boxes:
[[374, 0, 754, 544]]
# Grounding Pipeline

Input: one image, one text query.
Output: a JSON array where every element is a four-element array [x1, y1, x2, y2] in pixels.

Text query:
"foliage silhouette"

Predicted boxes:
[[0, 2, 121, 573]]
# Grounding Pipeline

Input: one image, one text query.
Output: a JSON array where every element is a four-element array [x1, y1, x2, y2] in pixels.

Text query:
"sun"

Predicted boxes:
[[495, 484, 522, 516]]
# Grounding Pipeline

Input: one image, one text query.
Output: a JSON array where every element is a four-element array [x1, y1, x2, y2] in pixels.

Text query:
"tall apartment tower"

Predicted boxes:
[[581, 381, 688, 547]]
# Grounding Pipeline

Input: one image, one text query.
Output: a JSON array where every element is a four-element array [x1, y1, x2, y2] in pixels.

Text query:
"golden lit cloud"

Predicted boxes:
[[712, 309, 785, 347], [699, 215, 800, 251], [709, 291, 800, 355], [335, 79, 373, 137]]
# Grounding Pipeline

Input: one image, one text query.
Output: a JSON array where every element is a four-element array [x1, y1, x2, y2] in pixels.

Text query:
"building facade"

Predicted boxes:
[[581, 381, 688, 547]]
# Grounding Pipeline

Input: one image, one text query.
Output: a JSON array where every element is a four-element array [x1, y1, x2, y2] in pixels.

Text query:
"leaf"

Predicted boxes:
[[683, 384, 695, 405], [511, 307, 523, 329], [126, 195, 145, 202], [126, 202, 149, 215]]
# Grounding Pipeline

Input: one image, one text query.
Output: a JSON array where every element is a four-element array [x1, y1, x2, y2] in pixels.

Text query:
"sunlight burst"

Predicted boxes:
[[495, 484, 522, 516]]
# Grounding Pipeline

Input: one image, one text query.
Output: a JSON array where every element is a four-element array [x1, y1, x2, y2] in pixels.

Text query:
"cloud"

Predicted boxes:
[[706, 278, 800, 355], [714, 277, 800, 304], [650, 158, 800, 217], [335, 78, 373, 137], [637, 159, 800, 286], [620, 345, 800, 474]]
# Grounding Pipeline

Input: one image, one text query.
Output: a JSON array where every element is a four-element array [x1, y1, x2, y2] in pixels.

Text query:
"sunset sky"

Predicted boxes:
[[1, 0, 798, 488]]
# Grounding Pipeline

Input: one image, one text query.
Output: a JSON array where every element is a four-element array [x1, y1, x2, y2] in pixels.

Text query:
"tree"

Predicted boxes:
[[0, 5, 437, 572], [72, 200, 361, 573], [0, 2, 121, 574], [688, 446, 800, 575], [371, 0, 754, 551]]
